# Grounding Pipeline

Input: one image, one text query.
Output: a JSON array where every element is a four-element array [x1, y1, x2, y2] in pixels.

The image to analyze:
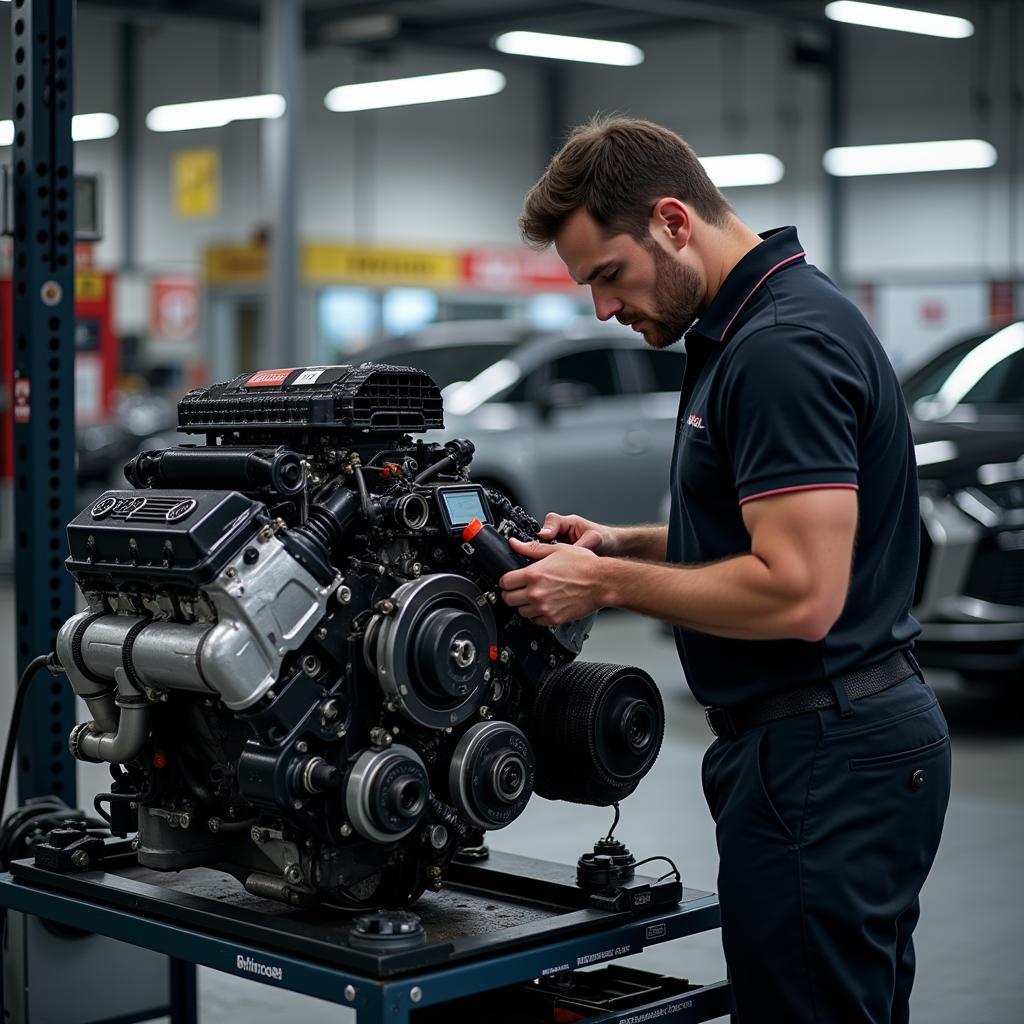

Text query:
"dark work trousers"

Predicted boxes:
[[701, 675, 950, 1023]]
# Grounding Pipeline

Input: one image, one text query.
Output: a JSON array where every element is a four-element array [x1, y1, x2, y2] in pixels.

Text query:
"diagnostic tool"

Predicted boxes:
[[435, 485, 492, 535]]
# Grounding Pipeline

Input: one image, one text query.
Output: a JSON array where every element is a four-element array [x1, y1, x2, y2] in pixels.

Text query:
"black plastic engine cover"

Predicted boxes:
[[66, 488, 267, 589], [177, 363, 444, 437]]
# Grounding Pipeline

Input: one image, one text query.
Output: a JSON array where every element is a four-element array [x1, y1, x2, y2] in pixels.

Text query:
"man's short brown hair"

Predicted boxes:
[[519, 115, 732, 248]]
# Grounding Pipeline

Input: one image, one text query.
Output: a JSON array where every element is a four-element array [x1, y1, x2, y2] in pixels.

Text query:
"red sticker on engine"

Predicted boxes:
[[245, 368, 294, 388]]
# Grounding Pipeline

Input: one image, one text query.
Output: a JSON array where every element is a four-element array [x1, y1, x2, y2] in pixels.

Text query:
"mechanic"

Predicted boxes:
[[503, 116, 951, 1023]]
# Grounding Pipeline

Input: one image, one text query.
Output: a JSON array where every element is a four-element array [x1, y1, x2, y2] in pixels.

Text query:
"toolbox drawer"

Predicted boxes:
[[413, 964, 732, 1022]]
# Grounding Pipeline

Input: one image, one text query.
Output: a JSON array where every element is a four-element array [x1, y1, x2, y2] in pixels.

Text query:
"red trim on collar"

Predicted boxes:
[[720, 251, 806, 342]]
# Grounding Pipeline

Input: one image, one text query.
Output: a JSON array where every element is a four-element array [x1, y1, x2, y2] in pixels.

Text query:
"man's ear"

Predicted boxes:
[[650, 198, 691, 251]]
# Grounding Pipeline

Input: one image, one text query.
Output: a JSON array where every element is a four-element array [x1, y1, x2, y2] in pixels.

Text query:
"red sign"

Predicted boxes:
[[460, 247, 574, 292], [919, 300, 945, 325], [13, 377, 30, 424], [245, 368, 294, 388], [151, 275, 200, 340]]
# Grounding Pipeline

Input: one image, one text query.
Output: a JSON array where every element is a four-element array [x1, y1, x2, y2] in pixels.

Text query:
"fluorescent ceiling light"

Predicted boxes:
[[700, 153, 784, 188], [0, 112, 119, 145], [325, 69, 506, 112], [72, 112, 119, 141], [823, 139, 996, 176], [825, 2, 973, 38], [146, 94, 285, 133], [494, 30, 643, 66]]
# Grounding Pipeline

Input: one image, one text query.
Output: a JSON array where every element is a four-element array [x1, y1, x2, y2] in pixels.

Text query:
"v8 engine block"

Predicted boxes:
[[56, 364, 664, 908]]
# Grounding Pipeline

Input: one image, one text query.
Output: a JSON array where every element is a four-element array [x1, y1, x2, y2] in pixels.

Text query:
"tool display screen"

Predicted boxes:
[[440, 488, 487, 527]]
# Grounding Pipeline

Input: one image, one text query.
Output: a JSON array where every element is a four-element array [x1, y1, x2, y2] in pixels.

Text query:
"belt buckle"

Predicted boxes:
[[705, 706, 736, 739]]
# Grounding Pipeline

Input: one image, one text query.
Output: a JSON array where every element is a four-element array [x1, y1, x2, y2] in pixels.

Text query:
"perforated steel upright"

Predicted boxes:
[[10, 0, 77, 806]]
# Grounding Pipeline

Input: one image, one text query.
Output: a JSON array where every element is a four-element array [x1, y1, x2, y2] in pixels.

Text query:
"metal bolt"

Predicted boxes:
[[302, 654, 321, 676], [410, 987, 423, 1004], [911, 770, 926, 791], [339, 823, 353, 838], [377, 598, 396, 615], [479, 706, 490, 718], [398, 684, 409, 696], [337, 586, 352, 605], [208, 818, 221, 833], [258, 525, 274, 543], [273, 518, 287, 532], [483, 668, 492, 682], [529, 641, 539, 651], [369, 726, 392, 748], [178, 813, 192, 830], [265, 691, 277, 702], [322, 699, 339, 720], [344, 985, 356, 1002], [71, 850, 90, 869], [251, 826, 265, 844], [225, 567, 238, 579], [296, 740, 309, 753], [129, 801, 138, 811], [284, 863, 303, 885], [411, 562, 422, 576], [499, 648, 510, 664], [316, 626, 328, 641], [428, 825, 449, 849], [131, 837, 140, 851]]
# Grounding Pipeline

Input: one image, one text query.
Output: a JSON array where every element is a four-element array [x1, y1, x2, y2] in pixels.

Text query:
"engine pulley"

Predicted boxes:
[[345, 745, 429, 844], [448, 721, 535, 831], [364, 574, 496, 729], [530, 662, 664, 806]]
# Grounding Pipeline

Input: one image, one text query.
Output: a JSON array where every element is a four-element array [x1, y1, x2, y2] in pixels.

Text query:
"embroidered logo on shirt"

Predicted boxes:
[[686, 413, 705, 430]]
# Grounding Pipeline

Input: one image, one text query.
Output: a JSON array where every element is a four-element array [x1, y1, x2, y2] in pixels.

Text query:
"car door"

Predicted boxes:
[[526, 345, 667, 524], [625, 345, 687, 511]]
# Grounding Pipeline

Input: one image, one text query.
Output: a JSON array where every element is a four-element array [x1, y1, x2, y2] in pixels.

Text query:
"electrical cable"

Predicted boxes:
[[604, 802, 620, 842], [632, 855, 681, 884], [0, 654, 53, 820]]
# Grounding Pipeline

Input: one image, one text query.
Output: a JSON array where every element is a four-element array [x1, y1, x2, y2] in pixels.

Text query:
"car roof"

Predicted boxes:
[[391, 320, 539, 348]]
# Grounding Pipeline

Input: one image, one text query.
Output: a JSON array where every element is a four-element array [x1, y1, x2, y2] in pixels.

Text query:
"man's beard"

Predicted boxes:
[[637, 243, 703, 349]]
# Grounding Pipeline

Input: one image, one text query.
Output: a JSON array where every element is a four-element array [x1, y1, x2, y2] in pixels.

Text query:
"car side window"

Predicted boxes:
[[635, 348, 685, 393], [548, 349, 622, 397], [960, 347, 1024, 407]]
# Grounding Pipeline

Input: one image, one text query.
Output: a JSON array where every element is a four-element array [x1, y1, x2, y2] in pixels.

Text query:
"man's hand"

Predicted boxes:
[[500, 539, 604, 626], [537, 512, 619, 555]]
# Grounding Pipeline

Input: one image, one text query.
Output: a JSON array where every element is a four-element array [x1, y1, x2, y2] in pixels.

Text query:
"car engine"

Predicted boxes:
[[54, 364, 664, 909]]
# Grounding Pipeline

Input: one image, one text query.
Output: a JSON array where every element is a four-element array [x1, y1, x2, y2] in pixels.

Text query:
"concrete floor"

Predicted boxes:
[[2, 590, 1022, 1022]]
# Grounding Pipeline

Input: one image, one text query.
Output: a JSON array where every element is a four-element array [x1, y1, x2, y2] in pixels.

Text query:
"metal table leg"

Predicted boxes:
[[170, 957, 199, 1024]]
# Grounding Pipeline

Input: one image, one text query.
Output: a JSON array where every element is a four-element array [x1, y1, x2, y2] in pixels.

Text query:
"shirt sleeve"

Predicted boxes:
[[717, 326, 865, 506]]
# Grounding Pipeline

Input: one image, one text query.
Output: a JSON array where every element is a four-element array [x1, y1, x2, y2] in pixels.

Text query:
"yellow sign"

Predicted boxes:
[[302, 244, 459, 287], [75, 271, 105, 301], [174, 148, 219, 219], [204, 245, 267, 286]]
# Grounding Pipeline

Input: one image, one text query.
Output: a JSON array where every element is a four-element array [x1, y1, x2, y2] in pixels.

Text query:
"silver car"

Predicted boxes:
[[365, 318, 684, 524]]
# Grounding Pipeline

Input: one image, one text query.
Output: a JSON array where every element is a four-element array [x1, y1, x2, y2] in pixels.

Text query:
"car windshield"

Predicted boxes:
[[367, 343, 518, 389], [902, 322, 1024, 418]]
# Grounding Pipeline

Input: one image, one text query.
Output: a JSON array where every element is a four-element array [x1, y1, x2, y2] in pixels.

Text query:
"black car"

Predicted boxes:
[[903, 321, 1024, 690]]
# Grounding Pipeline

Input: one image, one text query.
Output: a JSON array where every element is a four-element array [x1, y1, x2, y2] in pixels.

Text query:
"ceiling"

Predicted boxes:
[[78, 1, 981, 53]]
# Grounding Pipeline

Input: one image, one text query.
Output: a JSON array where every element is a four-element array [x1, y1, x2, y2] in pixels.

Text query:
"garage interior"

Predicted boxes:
[[0, 1, 1021, 1022]]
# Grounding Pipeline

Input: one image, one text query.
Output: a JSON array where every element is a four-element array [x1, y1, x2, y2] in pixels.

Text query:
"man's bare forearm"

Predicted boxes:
[[597, 554, 825, 641], [609, 524, 668, 561]]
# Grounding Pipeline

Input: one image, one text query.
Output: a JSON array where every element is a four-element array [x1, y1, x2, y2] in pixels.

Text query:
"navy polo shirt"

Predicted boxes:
[[667, 226, 920, 707]]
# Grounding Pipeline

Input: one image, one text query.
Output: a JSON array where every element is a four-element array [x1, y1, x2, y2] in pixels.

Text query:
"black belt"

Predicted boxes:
[[704, 650, 920, 739]]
